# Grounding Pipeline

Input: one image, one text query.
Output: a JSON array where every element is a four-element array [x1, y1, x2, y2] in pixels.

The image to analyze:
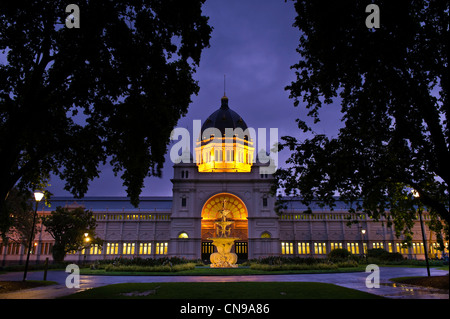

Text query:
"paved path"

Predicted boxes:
[[0, 267, 448, 299]]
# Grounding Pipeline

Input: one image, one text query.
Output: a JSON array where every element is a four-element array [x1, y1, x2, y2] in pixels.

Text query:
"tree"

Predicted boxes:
[[275, 0, 448, 245], [42, 206, 102, 263], [0, 1, 212, 232], [0, 188, 34, 246]]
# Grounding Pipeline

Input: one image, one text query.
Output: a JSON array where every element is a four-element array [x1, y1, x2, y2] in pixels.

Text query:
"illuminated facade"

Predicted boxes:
[[1, 96, 447, 265], [195, 95, 254, 173]]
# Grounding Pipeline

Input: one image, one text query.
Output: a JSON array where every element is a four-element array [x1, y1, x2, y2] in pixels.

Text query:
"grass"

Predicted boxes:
[[80, 265, 368, 276], [61, 282, 384, 299], [390, 275, 449, 290], [0, 280, 58, 293]]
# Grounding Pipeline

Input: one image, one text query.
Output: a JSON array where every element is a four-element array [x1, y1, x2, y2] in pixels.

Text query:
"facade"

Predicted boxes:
[[1, 96, 447, 265]]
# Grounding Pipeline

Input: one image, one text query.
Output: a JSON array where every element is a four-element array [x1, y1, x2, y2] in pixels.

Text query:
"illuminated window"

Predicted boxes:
[[261, 232, 271, 239], [156, 242, 168, 255], [346, 242, 359, 254], [139, 243, 152, 255], [281, 242, 293, 254], [298, 242, 310, 254], [430, 243, 439, 256], [388, 242, 393, 253], [331, 242, 342, 251], [235, 242, 247, 254], [178, 232, 189, 239], [373, 242, 384, 249], [90, 244, 102, 255], [314, 242, 327, 255], [412, 242, 424, 254], [123, 243, 135, 255], [396, 243, 408, 254], [106, 242, 119, 255]]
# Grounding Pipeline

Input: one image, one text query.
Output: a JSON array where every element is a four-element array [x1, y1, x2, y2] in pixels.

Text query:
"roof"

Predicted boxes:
[[40, 196, 173, 212], [38, 196, 359, 212], [200, 96, 249, 142]]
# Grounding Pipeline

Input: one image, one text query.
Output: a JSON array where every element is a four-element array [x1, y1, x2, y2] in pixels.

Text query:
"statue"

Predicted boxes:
[[215, 200, 233, 237], [208, 199, 239, 268]]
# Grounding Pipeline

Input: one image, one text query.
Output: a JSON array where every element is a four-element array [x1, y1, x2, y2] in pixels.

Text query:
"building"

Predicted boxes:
[[1, 96, 447, 265]]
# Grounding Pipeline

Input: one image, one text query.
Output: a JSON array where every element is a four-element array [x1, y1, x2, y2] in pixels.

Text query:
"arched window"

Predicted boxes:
[[178, 232, 189, 239], [261, 232, 271, 239]]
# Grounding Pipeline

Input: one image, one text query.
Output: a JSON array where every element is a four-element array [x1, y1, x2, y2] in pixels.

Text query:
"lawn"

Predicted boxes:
[[390, 275, 449, 290], [80, 265, 368, 276], [0, 280, 57, 293], [61, 282, 384, 299]]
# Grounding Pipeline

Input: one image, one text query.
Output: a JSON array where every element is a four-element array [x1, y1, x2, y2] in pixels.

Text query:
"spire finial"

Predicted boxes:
[[221, 74, 229, 109]]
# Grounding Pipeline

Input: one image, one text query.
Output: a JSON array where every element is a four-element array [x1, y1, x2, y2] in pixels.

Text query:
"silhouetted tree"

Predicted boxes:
[[42, 206, 102, 263], [276, 0, 448, 243], [0, 1, 212, 232], [0, 188, 34, 246]]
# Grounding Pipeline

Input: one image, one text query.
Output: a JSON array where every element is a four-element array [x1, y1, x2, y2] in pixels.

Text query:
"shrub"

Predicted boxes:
[[104, 262, 196, 272], [335, 260, 359, 268], [328, 249, 351, 262], [97, 256, 197, 267], [367, 249, 404, 262], [249, 256, 321, 265], [250, 263, 339, 271]]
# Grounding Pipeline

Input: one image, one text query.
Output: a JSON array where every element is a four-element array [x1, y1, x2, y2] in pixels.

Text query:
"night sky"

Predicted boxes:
[[49, 0, 344, 198]]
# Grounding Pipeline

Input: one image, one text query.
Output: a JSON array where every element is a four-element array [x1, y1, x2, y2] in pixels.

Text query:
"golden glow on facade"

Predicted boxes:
[[196, 95, 255, 173], [201, 193, 248, 220], [196, 136, 255, 172]]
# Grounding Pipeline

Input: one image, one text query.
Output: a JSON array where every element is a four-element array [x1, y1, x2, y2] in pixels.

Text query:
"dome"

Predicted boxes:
[[195, 95, 255, 173], [200, 96, 248, 141]]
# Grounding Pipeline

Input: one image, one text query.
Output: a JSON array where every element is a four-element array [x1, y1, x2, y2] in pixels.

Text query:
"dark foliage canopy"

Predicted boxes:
[[42, 206, 101, 263], [0, 1, 212, 232], [276, 0, 448, 243]]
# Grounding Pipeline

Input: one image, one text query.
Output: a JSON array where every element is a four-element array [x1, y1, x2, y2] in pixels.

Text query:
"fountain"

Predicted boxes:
[[208, 199, 239, 268]]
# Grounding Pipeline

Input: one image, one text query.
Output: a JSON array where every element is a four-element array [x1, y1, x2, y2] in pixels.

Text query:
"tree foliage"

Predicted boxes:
[[41, 206, 102, 263], [0, 1, 212, 231], [0, 188, 34, 245], [276, 0, 449, 244]]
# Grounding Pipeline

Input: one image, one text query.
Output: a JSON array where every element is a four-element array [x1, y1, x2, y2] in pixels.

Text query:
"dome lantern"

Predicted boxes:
[[196, 96, 254, 173]]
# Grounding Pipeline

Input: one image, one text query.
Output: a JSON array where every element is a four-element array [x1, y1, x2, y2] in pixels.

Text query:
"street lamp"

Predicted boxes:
[[83, 233, 90, 264], [23, 191, 44, 281], [361, 229, 367, 262], [412, 189, 431, 277]]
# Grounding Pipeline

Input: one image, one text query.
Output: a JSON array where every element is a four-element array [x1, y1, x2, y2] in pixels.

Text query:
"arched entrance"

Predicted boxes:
[[201, 193, 248, 262]]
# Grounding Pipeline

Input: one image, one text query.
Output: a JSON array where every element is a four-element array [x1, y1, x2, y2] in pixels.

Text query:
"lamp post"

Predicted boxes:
[[361, 229, 367, 263], [83, 233, 90, 264], [23, 191, 44, 281], [412, 189, 431, 277]]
